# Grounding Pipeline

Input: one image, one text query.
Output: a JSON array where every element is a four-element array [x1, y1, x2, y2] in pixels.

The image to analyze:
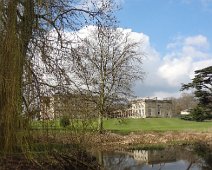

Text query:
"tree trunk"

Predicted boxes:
[[98, 111, 103, 134], [98, 76, 105, 134], [0, 0, 23, 153]]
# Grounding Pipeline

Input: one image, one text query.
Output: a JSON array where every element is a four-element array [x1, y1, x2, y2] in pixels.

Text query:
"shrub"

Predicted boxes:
[[60, 116, 70, 128], [180, 106, 208, 122], [191, 106, 206, 122], [180, 114, 193, 121]]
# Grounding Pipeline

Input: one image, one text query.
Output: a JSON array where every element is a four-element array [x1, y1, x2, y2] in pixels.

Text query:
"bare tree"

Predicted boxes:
[[71, 26, 144, 133], [171, 93, 198, 115], [0, 0, 116, 153]]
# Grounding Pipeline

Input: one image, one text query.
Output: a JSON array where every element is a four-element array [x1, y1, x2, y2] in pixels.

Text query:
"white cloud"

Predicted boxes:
[[182, 46, 209, 59], [157, 35, 212, 88], [189, 59, 212, 78], [134, 34, 212, 99], [166, 36, 183, 50], [158, 56, 192, 86], [152, 91, 181, 99], [184, 35, 209, 48], [56, 27, 212, 99]]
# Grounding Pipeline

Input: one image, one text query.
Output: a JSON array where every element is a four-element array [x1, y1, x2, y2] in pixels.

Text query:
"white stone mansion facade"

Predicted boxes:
[[109, 97, 173, 118], [131, 98, 173, 118]]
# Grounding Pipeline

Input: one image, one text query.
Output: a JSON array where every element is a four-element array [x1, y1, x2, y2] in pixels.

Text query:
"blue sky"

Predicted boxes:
[[117, 0, 212, 54], [115, 0, 212, 98]]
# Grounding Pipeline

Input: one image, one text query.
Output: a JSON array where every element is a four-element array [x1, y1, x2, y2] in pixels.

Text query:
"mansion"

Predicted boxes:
[[40, 95, 174, 119], [109, 97, 173, 118], [131, 98, 173, 118], [40, 93, 97, 120]]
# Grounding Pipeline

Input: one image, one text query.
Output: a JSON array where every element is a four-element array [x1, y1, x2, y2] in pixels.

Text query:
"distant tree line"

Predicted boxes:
[[170, 93, 198, 115]]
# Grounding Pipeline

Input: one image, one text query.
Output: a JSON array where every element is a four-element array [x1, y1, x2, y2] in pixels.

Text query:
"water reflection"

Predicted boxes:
[[95, 144, 212, 170], [193, 143, 212, 170]]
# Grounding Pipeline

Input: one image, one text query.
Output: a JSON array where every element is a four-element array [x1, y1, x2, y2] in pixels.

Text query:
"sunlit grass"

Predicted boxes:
[[103, 118, 212, 133], [30, 118, 212, 133]]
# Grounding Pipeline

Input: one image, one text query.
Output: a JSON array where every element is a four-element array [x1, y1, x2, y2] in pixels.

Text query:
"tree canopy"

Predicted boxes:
[[71, 26, 144, 132]]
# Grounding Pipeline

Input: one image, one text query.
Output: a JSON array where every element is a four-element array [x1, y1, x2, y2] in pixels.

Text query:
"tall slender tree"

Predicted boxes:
[[0, 0, 23, 153]]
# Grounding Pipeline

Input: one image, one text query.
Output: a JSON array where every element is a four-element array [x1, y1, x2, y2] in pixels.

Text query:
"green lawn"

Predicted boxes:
[[103, 118, 212, 133], [30, 118, 212, 133]]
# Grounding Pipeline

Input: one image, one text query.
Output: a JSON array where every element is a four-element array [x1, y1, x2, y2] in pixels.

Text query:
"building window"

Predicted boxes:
[[158, 105, 161, 115], [148, 108, 151, 115]]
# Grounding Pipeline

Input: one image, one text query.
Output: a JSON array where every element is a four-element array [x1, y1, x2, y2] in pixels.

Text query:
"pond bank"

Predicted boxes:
[[81, 131, 212, 151], [33, 131, 212, 151], [1, 131, 211, 169]]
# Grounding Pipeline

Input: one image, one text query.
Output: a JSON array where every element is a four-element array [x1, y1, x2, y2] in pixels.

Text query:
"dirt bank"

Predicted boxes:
[[82, 131, 212, 150], [33, 131, 212, 151]]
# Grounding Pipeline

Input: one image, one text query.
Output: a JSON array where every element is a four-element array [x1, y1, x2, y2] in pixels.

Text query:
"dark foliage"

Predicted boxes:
[[181, 66, 212, 121], [0, 150, 100, 170], [194, 142, 212, 170], [60, 116, 70, 128], [180, 106, 208, 122]]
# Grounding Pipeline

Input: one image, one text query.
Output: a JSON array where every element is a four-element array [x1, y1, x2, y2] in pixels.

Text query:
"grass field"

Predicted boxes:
[[103, 118, 212, 133], [31, 118, 212, 133]]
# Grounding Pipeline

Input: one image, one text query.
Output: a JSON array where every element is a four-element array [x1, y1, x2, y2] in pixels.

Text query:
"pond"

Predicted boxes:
[[93, 144, 212, 170]]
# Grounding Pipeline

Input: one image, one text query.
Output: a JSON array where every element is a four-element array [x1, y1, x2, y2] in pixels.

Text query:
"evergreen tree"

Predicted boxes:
[[181, 66, 212, 120]]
